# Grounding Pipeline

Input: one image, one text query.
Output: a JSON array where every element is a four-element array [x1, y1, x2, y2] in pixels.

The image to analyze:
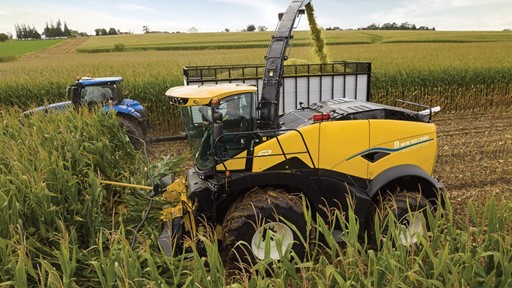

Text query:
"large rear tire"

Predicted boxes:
[[222, 187, 307, 269], [118, 116, 145, 150], [374, 192, 432, 246]]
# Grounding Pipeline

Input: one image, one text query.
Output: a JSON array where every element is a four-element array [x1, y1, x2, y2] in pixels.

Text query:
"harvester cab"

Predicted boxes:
[[168, 84, 257, 172], [159, 0, 444, 266]]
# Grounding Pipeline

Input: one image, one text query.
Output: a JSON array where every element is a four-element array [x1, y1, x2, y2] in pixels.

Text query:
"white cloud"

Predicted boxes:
[[363, 0, 511, 30], [118, 3, 155, 12], [1, 0, 510, 36], [208, 0, 285, 25]]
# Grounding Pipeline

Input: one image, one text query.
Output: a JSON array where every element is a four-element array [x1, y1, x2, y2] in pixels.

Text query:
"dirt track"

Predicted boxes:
[[22, 38, 87, 58]]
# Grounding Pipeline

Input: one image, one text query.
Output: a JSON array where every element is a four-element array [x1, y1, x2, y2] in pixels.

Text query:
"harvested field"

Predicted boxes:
[[435, 109, 512, 219]]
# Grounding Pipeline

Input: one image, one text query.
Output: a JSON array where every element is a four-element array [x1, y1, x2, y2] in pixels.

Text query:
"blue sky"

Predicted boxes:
[[1, 0, 511, 36]]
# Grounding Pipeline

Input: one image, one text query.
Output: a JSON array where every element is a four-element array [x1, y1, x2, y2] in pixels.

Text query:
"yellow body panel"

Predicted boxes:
[[166, 84, 257, 106], [216, 119, 437, 181], [216, 150, 249, 171], [367, 120, 437, 179], [251, 125, 320, 172], [318, 121, 370, 179]]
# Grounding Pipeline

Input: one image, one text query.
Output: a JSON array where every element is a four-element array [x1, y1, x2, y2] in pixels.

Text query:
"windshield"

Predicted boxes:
[[180, 105, 213, 170], [81, 85, 115, 103], [181, 92, 257, 171]]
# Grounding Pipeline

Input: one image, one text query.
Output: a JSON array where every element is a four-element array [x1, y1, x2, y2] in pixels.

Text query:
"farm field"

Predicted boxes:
[[435, 111, 512, 216], [75, 30, 512, 52], [0, 31, 511, 286], [1, 31, 512, 133], [0, 38, 65, 59]]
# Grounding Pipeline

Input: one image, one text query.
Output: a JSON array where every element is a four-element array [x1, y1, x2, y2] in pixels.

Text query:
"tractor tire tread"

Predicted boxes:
[[222, 186, 303, 258]]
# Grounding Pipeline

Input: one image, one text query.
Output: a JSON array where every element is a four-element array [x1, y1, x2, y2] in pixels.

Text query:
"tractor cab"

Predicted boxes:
[[68, 77, 124, 107], [166, 84, 257, 172]]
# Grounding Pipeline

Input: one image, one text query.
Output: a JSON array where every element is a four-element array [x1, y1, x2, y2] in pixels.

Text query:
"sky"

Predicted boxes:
[[1, 0, 511, 36]]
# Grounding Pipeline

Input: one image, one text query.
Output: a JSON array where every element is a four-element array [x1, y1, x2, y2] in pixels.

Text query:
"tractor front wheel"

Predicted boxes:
[[222, 187, 307, 269]]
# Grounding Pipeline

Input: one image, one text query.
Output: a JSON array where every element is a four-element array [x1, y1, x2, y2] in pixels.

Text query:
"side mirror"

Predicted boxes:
[[212, 122, 224, 142], [69, 86, 81, 110], [213, 111, 223, 122]]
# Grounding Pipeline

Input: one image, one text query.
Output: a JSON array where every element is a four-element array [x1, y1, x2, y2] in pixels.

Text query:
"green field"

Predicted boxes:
[[75, 30, 512, 52], [0, 109, 511, 287], [0, 39, 65, 58], [1, 30, 511, 133], [0, 31, 511, 286]]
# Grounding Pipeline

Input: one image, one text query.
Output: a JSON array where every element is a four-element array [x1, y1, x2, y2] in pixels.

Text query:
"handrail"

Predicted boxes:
[[212, 128, 317, 175]]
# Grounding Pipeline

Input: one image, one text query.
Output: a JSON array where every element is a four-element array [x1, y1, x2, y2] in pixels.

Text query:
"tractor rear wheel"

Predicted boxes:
[[118, 116, 145, 150], [374, 192, 432, 246], [222, 187, 307, 269]]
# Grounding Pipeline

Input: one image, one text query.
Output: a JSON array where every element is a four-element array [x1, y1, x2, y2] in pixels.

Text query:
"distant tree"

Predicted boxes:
[[43, 22, 50, 37], [257, 25, 268, 32], [31, 25, 41, 39], [365, 23, 380, 30], [47, 22, 56, 38], [63, 23, 71, 37], [143, 25, 150, 33], [14, 24, 20, 39], [108, 28, 118, 35], [68, 29, 78, 38], [0, 33, 8, 42], [381, 22, 399, 30], [363, 22, 434, 31], [14, 23, 41, 39], [94, 28, 110, 36], [55, 19, 63, 36], [224, 28, 230, 32], [399, 22, 414, 30], [40, 20, 72, 38], [246, 24, 256, 32]]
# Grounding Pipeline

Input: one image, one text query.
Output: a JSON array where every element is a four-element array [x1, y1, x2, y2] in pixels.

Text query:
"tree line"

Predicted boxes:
[[361, 22, 435, 31], [42, 20, 71, 38], [324, 22, 435, 31], [14, 23, 41, 40], [94, 28, 122, 36], [9, 20, 126, 40], [14, 20, 73, 40]]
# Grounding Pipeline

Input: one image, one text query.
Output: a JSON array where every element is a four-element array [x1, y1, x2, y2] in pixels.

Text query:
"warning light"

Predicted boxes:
[[312, 113, 331, 122]]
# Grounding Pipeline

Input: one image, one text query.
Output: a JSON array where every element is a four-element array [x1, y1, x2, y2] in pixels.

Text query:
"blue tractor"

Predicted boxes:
[[23, 76, 149, 149]]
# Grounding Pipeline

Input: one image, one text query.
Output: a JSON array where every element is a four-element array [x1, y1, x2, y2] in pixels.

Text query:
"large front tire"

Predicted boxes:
[[374, 192, 432, 246], [222, 187, 307, 268]]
